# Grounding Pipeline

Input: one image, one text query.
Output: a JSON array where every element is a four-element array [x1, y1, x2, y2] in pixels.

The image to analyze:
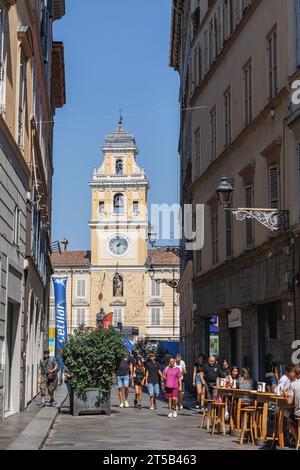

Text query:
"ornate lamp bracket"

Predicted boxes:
[[229, 208, 289, 232]]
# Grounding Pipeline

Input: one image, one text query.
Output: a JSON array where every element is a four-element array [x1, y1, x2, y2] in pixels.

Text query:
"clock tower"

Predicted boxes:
[[89, 117, 149, 267]]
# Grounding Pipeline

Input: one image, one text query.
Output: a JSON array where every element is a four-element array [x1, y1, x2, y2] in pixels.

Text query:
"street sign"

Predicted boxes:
[[114, 326, 139, 336]]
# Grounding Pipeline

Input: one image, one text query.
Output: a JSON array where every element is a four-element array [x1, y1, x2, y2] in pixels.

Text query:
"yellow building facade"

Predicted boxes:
[[51, 120, 180, 342]]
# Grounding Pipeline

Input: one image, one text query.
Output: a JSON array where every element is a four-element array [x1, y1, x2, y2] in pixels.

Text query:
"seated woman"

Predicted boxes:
[[220, 359, 231, 380], [230, 366, 240, 388], [238, 368, 255, 405]]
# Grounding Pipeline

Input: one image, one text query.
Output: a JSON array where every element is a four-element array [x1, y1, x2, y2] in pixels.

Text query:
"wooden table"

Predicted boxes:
[[213, 387, 254, 432], [213, 387, 287, 448], [248, 392, 286, 448]]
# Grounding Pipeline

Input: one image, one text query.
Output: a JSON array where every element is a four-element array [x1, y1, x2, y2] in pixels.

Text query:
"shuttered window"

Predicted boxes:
[[0, 7, 6, 112], [204, 30, 208, 73], [17, 52, 26, 148], [267, 27, 278, 101], [193, 48, 198, 90], [150, 307, 161, 326], [113, 308, 123, 327], [211, 213, 219, 264], [243, 60, 252, 126], [195, 127, 201, 177], [210, 107, 217, 161], [198, 45, 202, 84], [297, 143, 300, 197], [268, 164, 280, 209], [245, 185, 254, 247], [224, 87, 231, 147], [76, 308, 86, 326], [151, 279, 161, 297], [13, 206, 20, 246], [225, 207, 233, 258], [196, 250, 202, 273], [76, 279, 86, 298], [223, 0, 228, 43], [209, 20, 214, 66]]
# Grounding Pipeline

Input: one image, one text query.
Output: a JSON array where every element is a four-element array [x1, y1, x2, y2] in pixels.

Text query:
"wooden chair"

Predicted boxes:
[[239, 407, 257, 445], [201, 399, 215, 431], [211, 402, 226, 436]]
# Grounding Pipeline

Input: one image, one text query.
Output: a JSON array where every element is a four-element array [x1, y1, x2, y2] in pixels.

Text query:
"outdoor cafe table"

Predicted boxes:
[[213, 387, 286, 448]]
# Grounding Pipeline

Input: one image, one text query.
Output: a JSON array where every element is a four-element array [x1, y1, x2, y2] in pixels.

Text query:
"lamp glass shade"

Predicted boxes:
[[217, 176, 234, 205]]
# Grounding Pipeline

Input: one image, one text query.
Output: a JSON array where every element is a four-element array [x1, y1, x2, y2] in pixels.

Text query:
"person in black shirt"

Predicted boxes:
[[116, 353, 133, 408], [193, 354, 206, 409], [145, 353, 162, 410], [200, 355, 222, 399]]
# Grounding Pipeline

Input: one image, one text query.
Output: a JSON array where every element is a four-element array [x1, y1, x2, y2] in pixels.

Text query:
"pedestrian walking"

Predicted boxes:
[[163, 357, 182, 418], [133, 357, 146, 408], [38, 350, 58, 407], [192, 354, 206, 409], [145, 353, 162, 410], [116, 353, 133, 408], [175, 353, 186, 410]]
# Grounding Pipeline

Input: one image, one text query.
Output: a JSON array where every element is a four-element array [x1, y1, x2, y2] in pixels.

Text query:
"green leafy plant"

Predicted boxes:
[[61, 326, 126, 401]]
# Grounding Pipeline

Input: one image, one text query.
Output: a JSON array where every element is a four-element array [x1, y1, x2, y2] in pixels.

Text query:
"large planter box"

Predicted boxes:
[[70, 388, 111, 416]]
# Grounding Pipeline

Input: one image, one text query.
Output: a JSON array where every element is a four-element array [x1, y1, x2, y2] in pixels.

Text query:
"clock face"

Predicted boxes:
[[108, 235, 129, 256]]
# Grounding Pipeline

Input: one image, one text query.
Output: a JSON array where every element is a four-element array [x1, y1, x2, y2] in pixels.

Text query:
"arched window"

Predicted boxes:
[[113, 193, 124, 214], [116, 159, 123, 175]]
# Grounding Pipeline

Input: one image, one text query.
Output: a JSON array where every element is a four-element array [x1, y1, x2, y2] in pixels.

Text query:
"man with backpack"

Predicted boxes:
[[38, 350, 59, 407]]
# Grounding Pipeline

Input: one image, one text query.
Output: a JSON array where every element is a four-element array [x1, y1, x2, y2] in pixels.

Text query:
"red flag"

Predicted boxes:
[[102, 312, 113, 329]]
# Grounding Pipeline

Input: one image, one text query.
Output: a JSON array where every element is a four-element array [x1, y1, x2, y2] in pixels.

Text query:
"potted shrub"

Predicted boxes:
[[61, 325, 126, 416]]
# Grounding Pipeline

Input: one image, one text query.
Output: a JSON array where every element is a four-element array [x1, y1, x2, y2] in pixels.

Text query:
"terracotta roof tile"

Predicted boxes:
[[148, 248, 180, 266], [51, 250, 91, 267], [51, 248, 179, 268]]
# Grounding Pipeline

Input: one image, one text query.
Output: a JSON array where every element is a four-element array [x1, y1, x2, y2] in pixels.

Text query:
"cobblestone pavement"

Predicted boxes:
[[43, 386, 261, 450]]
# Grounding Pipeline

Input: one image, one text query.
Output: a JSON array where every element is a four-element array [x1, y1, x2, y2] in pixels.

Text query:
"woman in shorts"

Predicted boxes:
[[133, 357, 145, 408], [163, 357, 182, 418]]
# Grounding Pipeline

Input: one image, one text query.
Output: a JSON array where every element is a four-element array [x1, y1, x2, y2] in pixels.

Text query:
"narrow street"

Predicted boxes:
[[43, 387, 256, 451]]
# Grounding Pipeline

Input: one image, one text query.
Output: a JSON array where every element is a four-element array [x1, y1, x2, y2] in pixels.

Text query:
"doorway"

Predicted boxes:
[[4, 301, 21, 416]]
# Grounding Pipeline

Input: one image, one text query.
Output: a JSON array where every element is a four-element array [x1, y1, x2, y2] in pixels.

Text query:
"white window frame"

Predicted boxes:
[[149, 307, 162, 327], [75, 307, 86, 327], [99, 201, 105, 215], [76, 278, 86, 298], [113, 307, 123, 327], [150, 279, 161, 298]]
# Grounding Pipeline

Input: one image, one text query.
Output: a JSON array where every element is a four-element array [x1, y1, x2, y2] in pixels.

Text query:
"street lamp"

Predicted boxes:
[[216, 176, 234, 207], [145, 256, 155, 279], [148, 224, 157, 247], [216, 175, 289, 232]]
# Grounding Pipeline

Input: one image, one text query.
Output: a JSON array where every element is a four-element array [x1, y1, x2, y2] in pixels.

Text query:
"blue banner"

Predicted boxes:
[[52, 277, 68, 359]]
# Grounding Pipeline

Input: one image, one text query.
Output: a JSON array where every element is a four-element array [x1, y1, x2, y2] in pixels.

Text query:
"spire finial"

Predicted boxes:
[[119, 109, 123, 127]]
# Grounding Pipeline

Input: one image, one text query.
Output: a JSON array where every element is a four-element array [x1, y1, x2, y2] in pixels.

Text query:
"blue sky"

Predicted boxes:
[[52, 0, 180, 250]]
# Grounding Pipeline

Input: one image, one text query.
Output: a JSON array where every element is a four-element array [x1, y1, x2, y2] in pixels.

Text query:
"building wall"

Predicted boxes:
[[170, 0, 300, 379], [51, 264, 180, 342], [0, 0, 66, 420]]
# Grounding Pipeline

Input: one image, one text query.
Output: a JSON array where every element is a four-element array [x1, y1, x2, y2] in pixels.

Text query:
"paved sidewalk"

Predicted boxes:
[[43, 385, 259, 450], [0, 385, 67, 450]]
